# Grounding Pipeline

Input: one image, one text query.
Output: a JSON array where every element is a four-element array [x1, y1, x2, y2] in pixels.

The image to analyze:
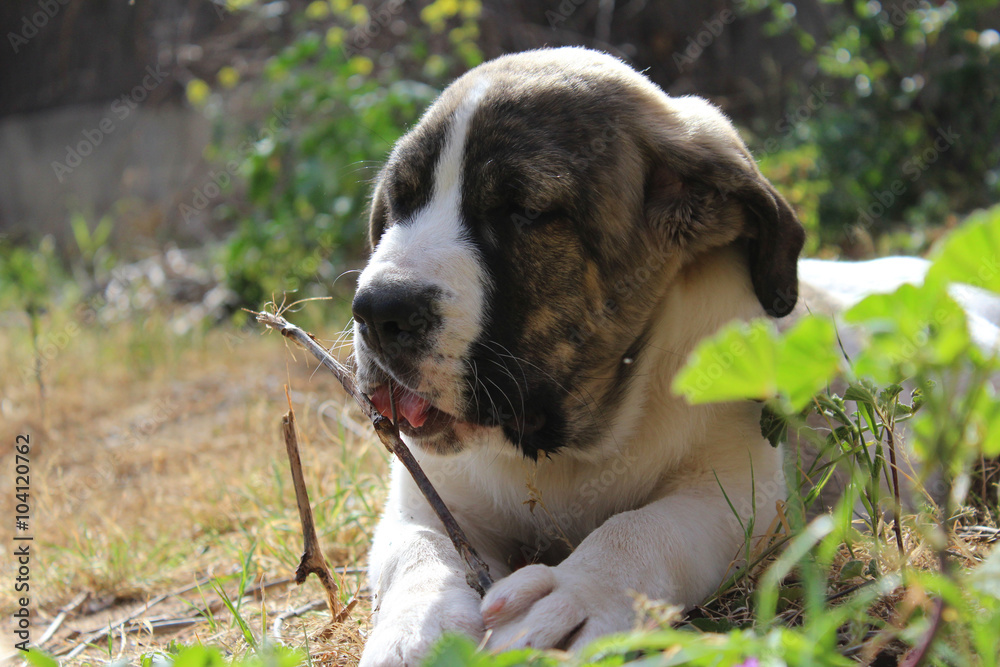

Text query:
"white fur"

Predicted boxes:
[[360, 245, 784, 665], [357, 53, 997, 666], [361, 250, 1000, 667], [354, 80, 491, 414], [356, 52, 996, 667]]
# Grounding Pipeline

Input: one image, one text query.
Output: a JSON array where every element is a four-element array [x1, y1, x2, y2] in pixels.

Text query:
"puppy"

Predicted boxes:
[[351, 47, 805, 665]]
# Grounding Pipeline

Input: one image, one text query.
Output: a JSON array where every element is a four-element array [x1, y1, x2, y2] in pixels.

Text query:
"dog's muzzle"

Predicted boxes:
[[352, 280, 459, 438], [352, 281, 441, 364]]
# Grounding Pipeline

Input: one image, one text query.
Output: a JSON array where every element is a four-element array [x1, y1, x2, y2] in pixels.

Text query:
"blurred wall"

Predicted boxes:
[[0, 0, 829, 252], [0, 105, 211, 247]]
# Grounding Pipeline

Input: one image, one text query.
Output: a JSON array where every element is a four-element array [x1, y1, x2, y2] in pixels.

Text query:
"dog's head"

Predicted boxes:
[[352, 47, 804, 458]]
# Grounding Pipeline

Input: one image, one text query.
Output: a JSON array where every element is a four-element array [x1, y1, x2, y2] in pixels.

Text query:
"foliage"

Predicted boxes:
[[210, 0, 482, 312], [23, 644, 303, 667], [669, 204, 1000, 663], [744, 0, 1000, 253], [363, 202, 1000, 667], [68, 210, 116, 289], [420, 547, 1000, 667], [673, 314, 840, 412], [0, 235, 59, 314]]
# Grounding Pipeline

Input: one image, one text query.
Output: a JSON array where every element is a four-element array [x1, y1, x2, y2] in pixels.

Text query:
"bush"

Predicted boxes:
[[745, 0, 1000, 254], [214, 0, 482, 313]]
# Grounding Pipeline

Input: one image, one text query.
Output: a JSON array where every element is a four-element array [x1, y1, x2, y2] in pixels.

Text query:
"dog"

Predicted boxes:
[[350, 46, 807, 665]]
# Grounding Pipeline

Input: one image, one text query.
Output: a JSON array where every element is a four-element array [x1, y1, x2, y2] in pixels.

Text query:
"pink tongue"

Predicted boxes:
[[369, 385, 433, 428]]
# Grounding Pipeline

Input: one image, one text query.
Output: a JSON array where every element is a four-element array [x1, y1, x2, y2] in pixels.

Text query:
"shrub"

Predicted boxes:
[[214, 0, 482, 313], [745, 0, 1000, 253]]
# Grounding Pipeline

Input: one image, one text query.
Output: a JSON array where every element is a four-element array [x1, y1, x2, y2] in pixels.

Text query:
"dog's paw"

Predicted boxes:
[[481, 563, 633, 652], [360, 583, 485, 667]]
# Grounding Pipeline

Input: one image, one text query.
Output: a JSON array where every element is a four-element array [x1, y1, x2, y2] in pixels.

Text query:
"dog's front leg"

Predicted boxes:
[[360, 459, 488, 667], [481, 461, 778, 651]]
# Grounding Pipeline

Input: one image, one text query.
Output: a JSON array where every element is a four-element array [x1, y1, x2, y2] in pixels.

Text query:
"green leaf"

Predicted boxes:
[[843, 381, 877, 407], [839, 559, 866, 580], [423, 634, 549, 666], [775, 315, 841, 410], [23, 649, 59, 667], [845, 281, 973, 381], [672, 319, 777, 405], [171, 646, 226, 667], [927, 204, 1000, 296], [971, 383, 1000, 457], [673, 315, 840, 412], [760, 405, 788, 447], [968, 546, 1000, 600]]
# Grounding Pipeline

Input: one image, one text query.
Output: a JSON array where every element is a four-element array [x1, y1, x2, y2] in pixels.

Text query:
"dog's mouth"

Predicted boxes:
[[368, 383, 456, 439]]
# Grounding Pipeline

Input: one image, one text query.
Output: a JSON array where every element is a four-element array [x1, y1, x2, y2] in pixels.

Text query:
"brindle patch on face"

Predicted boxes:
[[446, 60, 677, 458], [357, 47, 804, 458], [368, 116, 450, 246]]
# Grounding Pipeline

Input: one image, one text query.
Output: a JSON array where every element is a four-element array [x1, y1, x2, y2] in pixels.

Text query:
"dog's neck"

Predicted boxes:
[[561, 243, 766, 466], [651, 242, 766, 378]]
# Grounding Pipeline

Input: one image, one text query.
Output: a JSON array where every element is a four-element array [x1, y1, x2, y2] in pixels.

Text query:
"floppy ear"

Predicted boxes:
[[736, 175, 805, 317], [642, 101, 805, 317]]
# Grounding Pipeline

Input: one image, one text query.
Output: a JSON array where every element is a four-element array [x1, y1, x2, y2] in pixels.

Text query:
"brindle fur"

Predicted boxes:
[[362, 48, 803, 458]]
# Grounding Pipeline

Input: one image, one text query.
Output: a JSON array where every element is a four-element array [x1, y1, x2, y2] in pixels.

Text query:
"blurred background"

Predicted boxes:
[[1, 2, 999, 660], [2, 0, 999, 333]]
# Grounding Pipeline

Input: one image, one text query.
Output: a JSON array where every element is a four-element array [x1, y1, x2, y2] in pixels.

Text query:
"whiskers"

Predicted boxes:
[[466, 339, 637, 458]]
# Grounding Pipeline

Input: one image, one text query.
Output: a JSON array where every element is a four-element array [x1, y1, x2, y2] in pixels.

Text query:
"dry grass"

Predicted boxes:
[[1, 311, 997, 665], [0, 314, 383, 664]]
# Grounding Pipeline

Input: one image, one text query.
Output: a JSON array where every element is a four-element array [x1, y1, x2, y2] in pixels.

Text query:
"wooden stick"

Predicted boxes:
[[37, 591, 87, 648], [272, 599, 327, 645], [60, 569, 241, 658], [255, 310, 493, 596], [282, 387, 345, 616]]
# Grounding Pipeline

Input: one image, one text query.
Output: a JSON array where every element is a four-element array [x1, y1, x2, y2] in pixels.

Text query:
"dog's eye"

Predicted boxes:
[[508, 206, 565, 232]]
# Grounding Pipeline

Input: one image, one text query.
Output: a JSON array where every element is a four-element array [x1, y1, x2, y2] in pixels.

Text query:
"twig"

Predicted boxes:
[[254, 310, 493, 595], [59, 570, 236, 658], [271, 599, 326, 645], [958, 525, 999, 542], [899, 596, 945, 667], [281, 388, 344, 617], [885, 425, 906, 556], [37, 592, 88, 647]]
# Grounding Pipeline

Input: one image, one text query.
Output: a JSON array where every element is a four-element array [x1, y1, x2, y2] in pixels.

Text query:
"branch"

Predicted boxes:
[[281, 388, 346, 617], [255, 310, 493, 596], [899, 596, 945, 667]]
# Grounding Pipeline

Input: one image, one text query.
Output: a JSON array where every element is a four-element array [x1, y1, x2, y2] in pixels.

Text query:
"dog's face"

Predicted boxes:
[[352, 48, 804, 458]]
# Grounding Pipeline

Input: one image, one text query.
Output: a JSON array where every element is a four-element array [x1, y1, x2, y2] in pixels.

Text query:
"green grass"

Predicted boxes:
[[3, 208, 999, 666]]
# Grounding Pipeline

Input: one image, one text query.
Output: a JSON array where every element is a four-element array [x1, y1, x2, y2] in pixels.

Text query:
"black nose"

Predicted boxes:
[[352, 283, 440, 356]]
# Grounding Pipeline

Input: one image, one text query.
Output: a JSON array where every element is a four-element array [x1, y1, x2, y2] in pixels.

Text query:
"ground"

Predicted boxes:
[[0, 312, 379, 665], [1, 306, 997, 666]]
